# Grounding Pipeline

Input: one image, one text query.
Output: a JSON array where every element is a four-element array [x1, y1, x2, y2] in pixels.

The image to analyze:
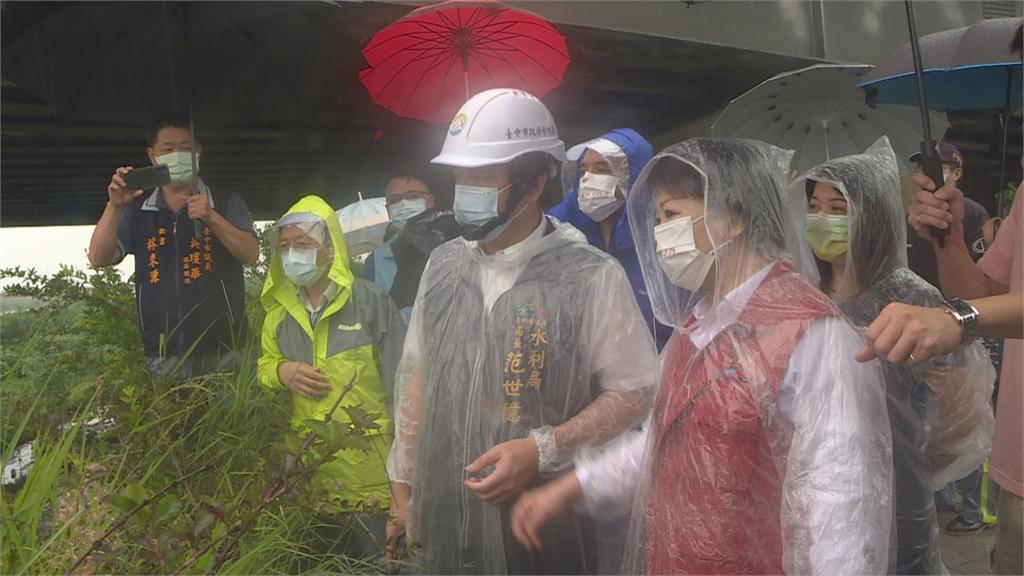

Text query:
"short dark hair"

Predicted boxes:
[[147, 113, 194, 146], [1012, 25, 1022, 55], [384, 163, 452, 208], [509, 152, 561, 210], [385, 164, 441, 196]]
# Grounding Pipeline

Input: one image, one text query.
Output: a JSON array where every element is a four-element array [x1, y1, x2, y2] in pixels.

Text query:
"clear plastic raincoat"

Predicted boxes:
[[576, 138, 894, 575], [386, 215, 657, 574], [795, 137, 995, 574]]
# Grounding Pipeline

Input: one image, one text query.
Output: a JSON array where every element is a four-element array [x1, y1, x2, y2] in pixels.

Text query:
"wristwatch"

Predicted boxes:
[[941, 297, 981, 344]]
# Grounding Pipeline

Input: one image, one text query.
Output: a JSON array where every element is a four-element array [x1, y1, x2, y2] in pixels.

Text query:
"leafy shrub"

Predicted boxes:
[[1, 263, 389, 574]]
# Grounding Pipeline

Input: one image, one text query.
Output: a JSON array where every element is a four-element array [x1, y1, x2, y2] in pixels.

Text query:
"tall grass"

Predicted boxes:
[[1, 388, 86, 574], [1, 265, 387, 574]]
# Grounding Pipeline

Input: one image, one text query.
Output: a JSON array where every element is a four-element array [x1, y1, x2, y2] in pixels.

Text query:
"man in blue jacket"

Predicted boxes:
[[549, 128, 672, 350]]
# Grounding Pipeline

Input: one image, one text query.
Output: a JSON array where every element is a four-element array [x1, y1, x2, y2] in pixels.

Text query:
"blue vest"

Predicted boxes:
[[129, 189, 247, 358]]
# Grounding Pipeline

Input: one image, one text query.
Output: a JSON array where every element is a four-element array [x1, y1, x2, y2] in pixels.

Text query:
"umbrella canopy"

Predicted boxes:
[[359, 0, 570, 124], [336, 194, 390, 257], [859, 17, 1023, 111], [1, 2, 349, 127], [712, 64, 949, 175]]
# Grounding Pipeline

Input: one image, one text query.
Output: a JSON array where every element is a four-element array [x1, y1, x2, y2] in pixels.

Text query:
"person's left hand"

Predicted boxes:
[[186, 193, 214, 223], [464, 437, 539, 504], [510, 473, 581, 551], [856, 302, 962, 365]]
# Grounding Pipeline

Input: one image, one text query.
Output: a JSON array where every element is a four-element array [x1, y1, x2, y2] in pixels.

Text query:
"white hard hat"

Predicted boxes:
[[431, 88, 565, 168]]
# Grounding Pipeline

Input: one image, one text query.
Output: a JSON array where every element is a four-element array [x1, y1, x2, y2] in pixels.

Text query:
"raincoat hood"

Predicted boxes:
[[795, 136, 906, 294], [595, 128, 655, 190], [627, 137, 796, 329], [552, 128, 653, 252], [261, 195, 354, 312]]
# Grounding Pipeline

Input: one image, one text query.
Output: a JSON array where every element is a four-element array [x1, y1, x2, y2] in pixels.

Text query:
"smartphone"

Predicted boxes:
[[123, 165, 170, 191]]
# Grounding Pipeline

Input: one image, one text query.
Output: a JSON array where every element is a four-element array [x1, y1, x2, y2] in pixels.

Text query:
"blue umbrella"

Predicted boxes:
[[859, 17, 1022, 112], [860, 15, 1023, 217]]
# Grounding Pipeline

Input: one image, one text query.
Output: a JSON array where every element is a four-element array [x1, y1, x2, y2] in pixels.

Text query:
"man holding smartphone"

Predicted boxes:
[[88, 114, 260, 379]]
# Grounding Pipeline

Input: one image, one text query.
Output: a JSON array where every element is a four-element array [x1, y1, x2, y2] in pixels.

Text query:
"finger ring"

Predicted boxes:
[[908, 353, 917, 364], [916, 214, 922, 225]]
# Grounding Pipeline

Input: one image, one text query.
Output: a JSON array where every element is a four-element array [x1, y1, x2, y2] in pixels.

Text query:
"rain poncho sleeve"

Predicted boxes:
[[795, 136, 995, 573], [385, 283, 426, 486], [531, 255, 656, 473], [914, 341, 995, 487], [575, 418, 648, 517], [777, 316, 892, 575]]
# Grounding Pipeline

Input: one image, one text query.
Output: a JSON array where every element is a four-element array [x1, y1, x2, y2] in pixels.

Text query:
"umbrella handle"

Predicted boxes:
[[917, 141, 950, 246], [904, 0, 948, 246]]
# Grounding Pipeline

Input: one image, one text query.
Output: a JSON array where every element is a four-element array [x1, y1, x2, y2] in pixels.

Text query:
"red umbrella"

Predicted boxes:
[[359, 0, 570, 124]]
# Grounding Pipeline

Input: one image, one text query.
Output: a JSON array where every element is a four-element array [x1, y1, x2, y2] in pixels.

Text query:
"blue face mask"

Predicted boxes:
[[387, 198, 428, 223], [281, 247, 325, 287], [453, 183, 514, 241]]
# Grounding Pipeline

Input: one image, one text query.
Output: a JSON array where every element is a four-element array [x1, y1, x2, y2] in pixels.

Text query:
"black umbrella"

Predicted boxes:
[[3, 1, 353, 237], [1, 2, 350, 127]]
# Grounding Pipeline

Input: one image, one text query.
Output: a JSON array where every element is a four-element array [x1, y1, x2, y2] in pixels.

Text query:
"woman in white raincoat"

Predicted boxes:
[[511, 138, 895, 575], [797, 137, 995, 574]]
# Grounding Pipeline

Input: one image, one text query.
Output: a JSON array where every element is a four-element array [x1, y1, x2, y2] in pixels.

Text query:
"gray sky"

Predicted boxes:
[[0, 225, 133, 288], [0, 223, 272, 289]]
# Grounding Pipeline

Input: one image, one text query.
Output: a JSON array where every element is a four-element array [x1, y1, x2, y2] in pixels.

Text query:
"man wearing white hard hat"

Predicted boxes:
[[385, 89, 656, 574]]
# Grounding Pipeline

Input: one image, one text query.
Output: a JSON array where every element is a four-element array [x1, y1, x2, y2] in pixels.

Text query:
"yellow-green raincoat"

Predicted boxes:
[[258, 195, 404, 509]]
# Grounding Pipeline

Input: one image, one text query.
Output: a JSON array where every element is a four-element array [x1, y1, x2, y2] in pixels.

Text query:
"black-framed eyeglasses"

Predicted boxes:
[[387, 190, 430, 205]]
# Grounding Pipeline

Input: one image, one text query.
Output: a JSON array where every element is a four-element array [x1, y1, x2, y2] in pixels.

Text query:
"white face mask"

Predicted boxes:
[[282, 247, 325, 287], [654, 214, 719, 292], [578, 172, 624, 222]]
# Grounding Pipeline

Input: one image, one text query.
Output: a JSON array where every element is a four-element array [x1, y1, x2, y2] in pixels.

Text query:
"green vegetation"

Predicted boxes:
[[1, 261, 389, 574]]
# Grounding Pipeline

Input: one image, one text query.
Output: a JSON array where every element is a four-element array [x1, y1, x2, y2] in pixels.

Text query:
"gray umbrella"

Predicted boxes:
[[712, 64, 949, 176]]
